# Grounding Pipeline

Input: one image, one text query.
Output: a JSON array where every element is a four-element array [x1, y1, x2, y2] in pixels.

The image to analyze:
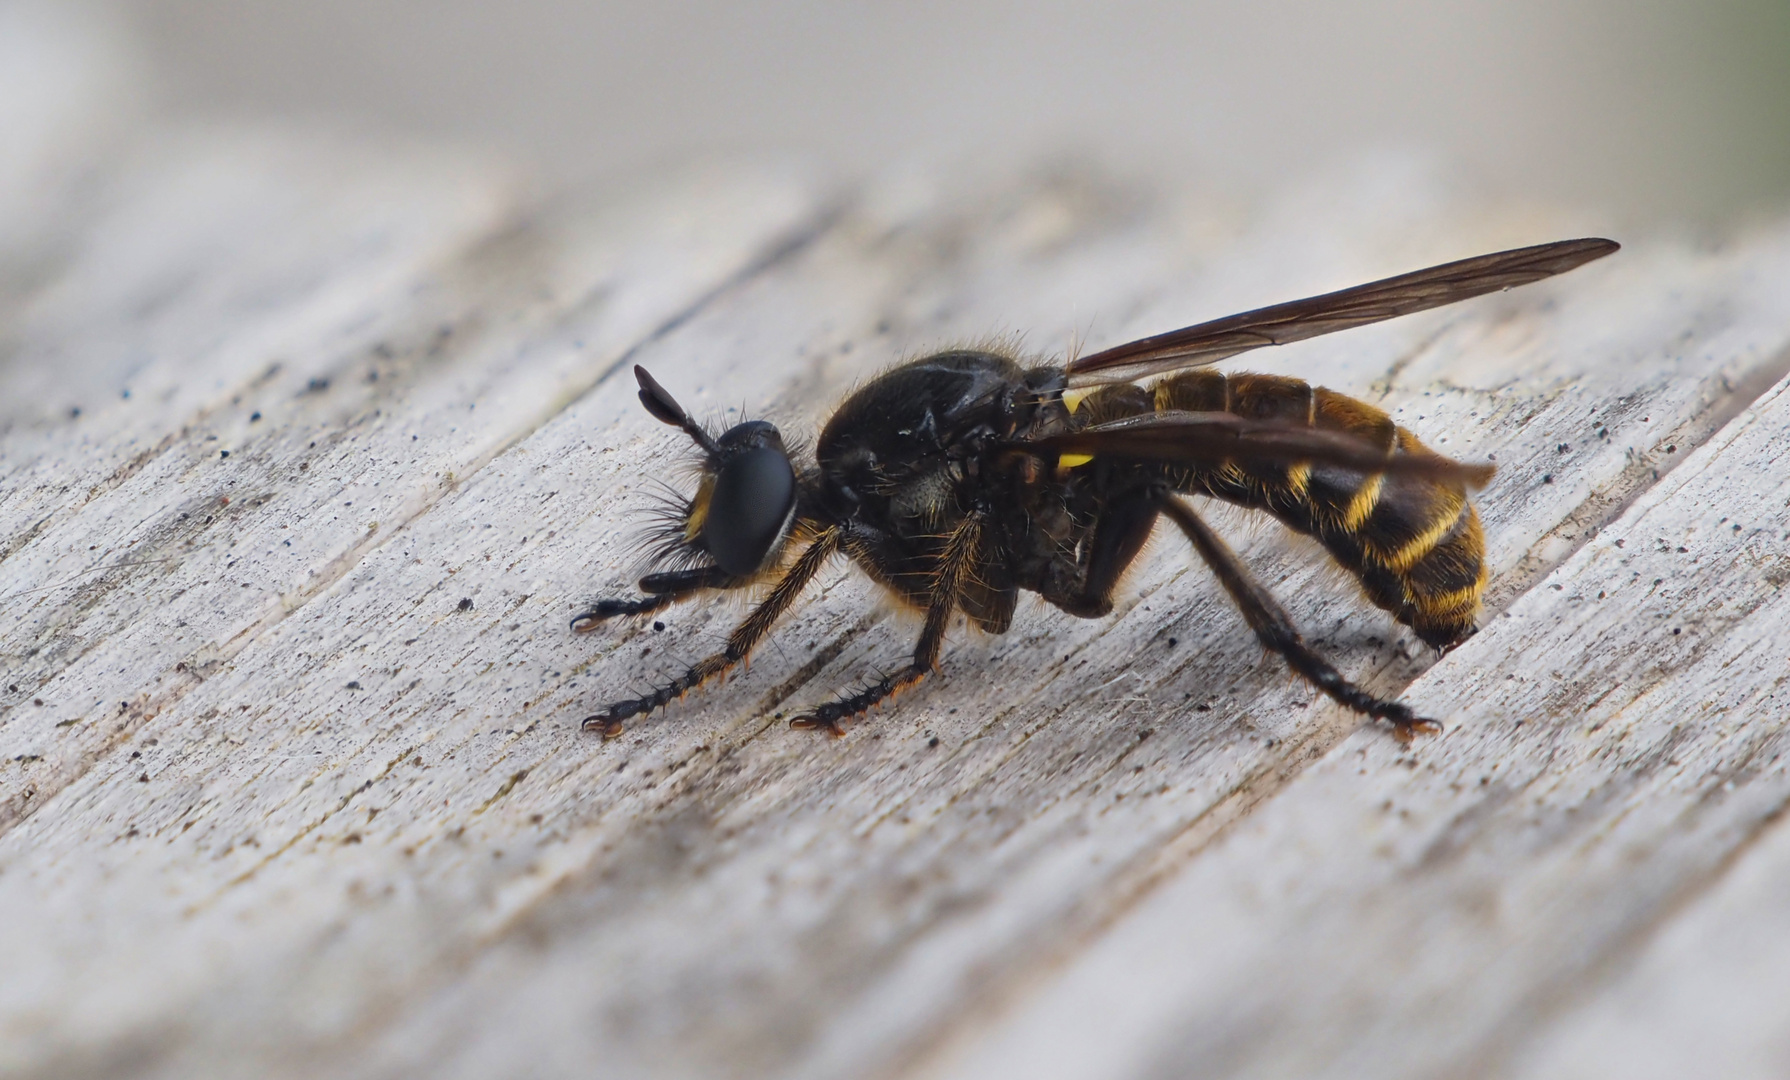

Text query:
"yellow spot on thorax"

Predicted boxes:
[[1057, 390, 1097, 475]]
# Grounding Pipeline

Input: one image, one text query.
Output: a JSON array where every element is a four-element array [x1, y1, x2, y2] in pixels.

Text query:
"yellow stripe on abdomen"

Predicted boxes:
[[1341, 473, 1383, 531], [1284, 462, 1311, 501], [1383, 500, 1469, 573], [1414, 577, 1487, 620]]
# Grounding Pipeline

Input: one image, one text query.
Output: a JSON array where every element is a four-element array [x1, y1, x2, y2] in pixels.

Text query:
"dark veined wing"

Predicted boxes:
[[1015, 411, 1496, 486], [1065, 237, 1619, 386]]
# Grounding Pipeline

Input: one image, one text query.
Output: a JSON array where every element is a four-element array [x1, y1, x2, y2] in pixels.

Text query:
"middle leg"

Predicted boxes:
[[791, 514, 983, 735], [1046, 487, 1160, 618]]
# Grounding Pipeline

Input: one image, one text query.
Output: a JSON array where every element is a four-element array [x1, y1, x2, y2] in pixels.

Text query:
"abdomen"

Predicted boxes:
[[1083, 370, 1487, 648]]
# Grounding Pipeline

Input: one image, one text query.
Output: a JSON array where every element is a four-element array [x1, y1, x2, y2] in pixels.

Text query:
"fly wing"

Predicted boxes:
[[1065, 237, 1618, 386], [1018, 411, 1496, 486]]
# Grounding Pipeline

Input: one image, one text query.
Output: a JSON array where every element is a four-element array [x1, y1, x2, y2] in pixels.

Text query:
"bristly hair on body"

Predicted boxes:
[[627, 477, 706, 579]]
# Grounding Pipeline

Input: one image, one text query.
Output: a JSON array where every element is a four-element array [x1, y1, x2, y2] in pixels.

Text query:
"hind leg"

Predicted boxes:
[[1160, 496, 1439, 740]]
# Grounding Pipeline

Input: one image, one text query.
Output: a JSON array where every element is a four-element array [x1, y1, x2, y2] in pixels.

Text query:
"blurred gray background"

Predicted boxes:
[[71, 0, 1790, 224]]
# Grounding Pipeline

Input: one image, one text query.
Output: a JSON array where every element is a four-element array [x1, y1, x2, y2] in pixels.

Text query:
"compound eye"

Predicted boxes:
[[703, 445, 796, 577]]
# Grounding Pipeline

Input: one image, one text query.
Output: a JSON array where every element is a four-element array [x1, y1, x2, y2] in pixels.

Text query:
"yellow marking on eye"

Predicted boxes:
[[1341, 473, 1384, 531], [1063, 388, 1092, 414], [1386, 503, 1469, 573], [685, 475, 715, 541]]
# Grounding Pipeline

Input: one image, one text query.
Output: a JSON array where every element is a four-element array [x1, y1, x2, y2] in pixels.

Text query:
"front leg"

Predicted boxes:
[[581, 530, 840, 736], [791, 514, 982, 735], [570, 567, 734, 631]]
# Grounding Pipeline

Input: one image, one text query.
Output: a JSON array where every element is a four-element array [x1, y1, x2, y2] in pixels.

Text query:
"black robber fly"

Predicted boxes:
[[573, 237, 1617, 739]]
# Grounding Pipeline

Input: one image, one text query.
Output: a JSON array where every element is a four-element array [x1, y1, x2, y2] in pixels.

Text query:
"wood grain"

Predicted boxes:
[[6, 56, 1790, 1079]]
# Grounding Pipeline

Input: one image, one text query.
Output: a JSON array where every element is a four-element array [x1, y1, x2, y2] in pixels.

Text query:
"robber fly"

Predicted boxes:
[[573, 237, 1617, 739]]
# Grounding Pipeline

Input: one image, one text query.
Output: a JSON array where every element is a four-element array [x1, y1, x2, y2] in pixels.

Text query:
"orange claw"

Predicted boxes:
[[1390, 717, 1443, 744], [580, 715, 626, 739]]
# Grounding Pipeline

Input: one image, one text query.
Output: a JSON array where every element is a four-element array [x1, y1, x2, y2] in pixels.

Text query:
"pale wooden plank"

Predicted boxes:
[[0, 144, 824, 839], [6, 139, 1788, 1080], [1505, 779, 1790, 1080], [2, 163, 1209, 1078], [0, 131, 507, 437], [0, 127, 517, 799], [928, 337, 1790, 1079], [409, 213, 1790, 1080]]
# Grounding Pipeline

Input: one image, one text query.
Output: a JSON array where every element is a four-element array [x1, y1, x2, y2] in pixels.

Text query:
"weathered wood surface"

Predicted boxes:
[[6, 40, 1790, 1080]]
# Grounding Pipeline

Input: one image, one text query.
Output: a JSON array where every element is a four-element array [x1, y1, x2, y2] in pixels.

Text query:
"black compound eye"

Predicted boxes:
[[703, 445, 796, 577]]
